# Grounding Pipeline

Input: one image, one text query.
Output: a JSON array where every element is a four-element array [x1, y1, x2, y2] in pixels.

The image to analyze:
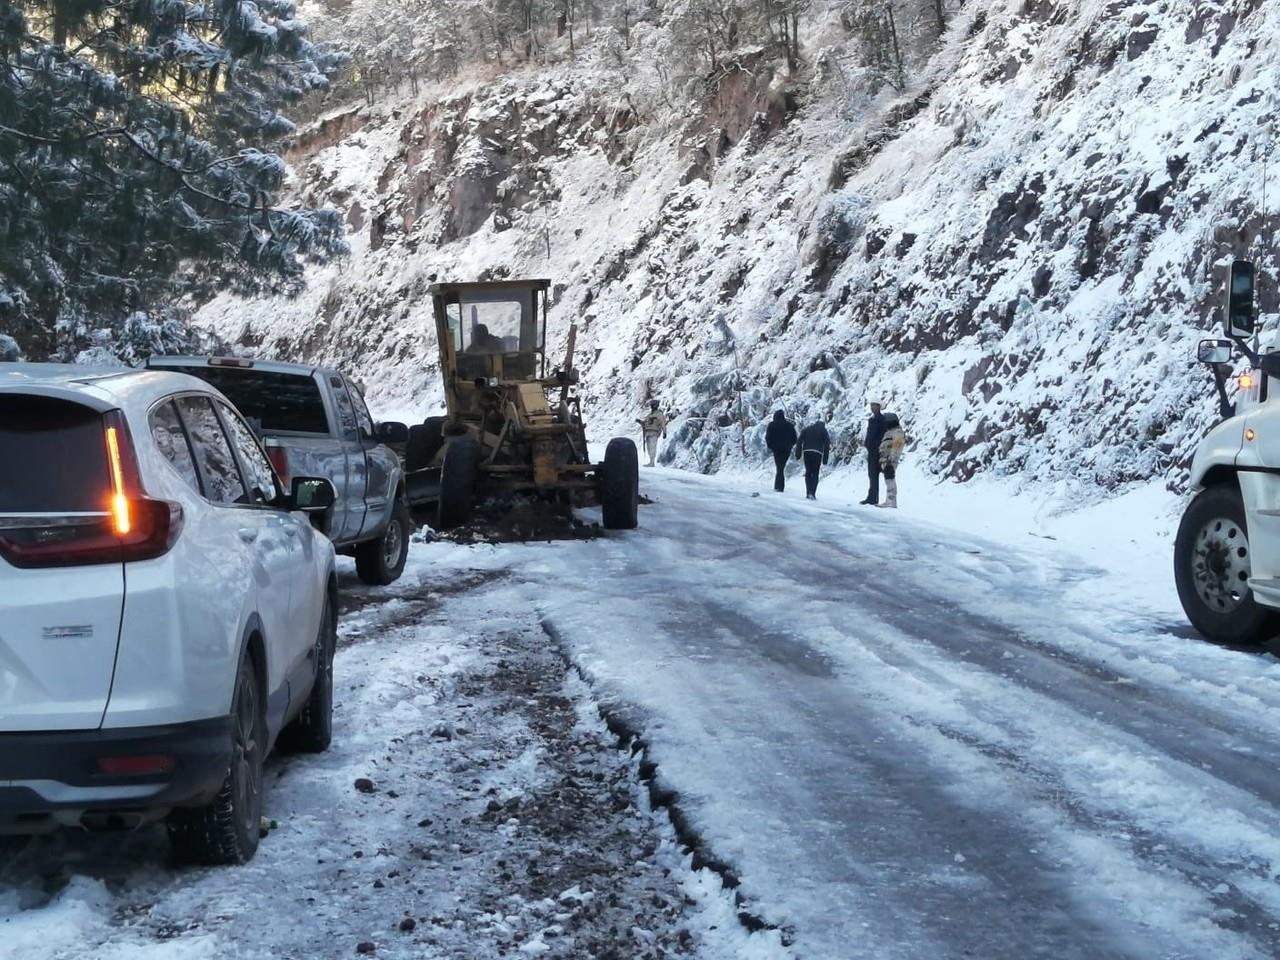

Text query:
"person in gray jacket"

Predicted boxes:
[[794, 419, 831, 500]]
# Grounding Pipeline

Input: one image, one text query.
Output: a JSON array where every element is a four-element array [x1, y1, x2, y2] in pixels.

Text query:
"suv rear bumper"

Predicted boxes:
[[0, 717, 232, 833]]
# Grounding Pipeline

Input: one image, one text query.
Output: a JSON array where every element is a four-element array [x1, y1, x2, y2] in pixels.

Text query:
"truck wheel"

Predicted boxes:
[[601, 438, 639, 530], [1174, 484, 1274, 645], [168, 651, 265, 865], [438, 437, 481, 529], [355, 499, 410, 585], [406, 418, 445, 471], [278, 592, 336, 754]]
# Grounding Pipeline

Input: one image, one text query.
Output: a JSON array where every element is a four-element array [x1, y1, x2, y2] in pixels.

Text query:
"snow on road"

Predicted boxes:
[[0, 555, 777, 960], [532, 470, 1280, 960], [5, 468, 1280, 960]]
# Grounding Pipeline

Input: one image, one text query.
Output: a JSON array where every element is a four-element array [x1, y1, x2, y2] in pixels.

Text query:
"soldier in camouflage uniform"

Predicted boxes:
[[878, 413, 906, 509]]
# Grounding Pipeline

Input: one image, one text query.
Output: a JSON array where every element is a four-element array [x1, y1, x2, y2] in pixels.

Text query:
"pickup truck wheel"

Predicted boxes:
[[438, 438, 481, 529], [168, 651, 265, 865], [600, 437, 639, 530], [355, 500, 410, 585], [278, 593, 336, 753], [1174, 484, 1274, 645]]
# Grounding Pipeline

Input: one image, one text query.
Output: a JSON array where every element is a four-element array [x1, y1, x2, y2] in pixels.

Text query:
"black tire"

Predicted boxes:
[[168, 651, 266, 866], [600, 437, 639, 530], [438, 437, 481, 529], [355, 499, 411, 585], [405, 418, 446, 472], [1174, 483, 1274, 645], [278, 592, 336, 754]]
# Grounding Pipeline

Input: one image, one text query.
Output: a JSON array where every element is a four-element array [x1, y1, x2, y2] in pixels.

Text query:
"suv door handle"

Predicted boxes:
[[237, 527, 259, 544]]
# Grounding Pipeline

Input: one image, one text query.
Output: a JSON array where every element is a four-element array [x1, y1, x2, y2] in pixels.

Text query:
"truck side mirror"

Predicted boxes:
[[1197, 339, 1233, 365], [292, 476, 336, 511], [1226, 259, 1257, 338]]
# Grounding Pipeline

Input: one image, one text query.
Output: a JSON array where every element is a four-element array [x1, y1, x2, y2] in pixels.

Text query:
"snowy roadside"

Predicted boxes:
[[0, 555, 787, 960], [698, 457, 1185, 620]]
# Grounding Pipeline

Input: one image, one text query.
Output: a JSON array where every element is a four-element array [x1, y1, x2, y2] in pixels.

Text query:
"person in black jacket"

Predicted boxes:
[[764, 410, 798, 493], [794, 419, 831, 500], [860, 402, 886, 505]]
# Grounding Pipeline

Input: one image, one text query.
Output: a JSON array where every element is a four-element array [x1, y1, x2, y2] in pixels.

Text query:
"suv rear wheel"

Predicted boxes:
[[168, 650, 266, 865], [355, 499, 410, 585]]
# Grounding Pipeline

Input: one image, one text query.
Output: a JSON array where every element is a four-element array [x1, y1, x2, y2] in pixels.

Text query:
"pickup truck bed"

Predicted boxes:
[[148, 357, 411, 586]]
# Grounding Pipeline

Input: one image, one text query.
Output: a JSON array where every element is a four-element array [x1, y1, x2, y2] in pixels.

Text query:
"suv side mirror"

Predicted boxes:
[[1197, 339, 1234, 365], [291, 476, 336, 512], [1227, 259, 1257, 338], [375, 421, 409, 444]]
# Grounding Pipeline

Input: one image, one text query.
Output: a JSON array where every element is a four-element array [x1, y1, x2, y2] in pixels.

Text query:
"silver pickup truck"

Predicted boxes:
[[148, 356, 412, 585]]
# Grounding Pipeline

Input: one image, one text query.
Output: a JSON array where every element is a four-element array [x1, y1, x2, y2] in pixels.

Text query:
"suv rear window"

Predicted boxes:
[[0, 396, 110, 512], [164, 366, 330, 435]]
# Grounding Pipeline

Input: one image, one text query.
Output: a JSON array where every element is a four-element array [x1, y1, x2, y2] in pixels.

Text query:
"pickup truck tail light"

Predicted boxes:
[[264, 440, 291, 489], [0, 412, 183, 569]]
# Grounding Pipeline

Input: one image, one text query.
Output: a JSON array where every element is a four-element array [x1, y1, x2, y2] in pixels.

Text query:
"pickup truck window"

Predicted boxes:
[[350, 386, 375, 438], [329, 376, 360, 442], [169, 366, 330, 435]]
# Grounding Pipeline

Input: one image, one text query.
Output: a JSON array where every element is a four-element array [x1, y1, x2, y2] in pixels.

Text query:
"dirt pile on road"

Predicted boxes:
[[433, 498, 603, 545]]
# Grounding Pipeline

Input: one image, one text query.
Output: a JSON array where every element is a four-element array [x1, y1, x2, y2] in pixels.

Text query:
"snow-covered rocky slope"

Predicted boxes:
[[194, 0, 1280, 501]]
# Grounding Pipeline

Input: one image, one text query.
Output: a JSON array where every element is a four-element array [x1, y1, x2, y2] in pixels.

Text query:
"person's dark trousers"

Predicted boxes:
[[772, 450, 789, 492], [804, 451, 823, 498], [865, 454, 881, 504]]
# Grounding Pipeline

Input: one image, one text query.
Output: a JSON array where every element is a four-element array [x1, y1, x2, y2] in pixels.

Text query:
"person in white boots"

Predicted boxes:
[[877, 413, 906, 508], [637, 400, 667, 467]]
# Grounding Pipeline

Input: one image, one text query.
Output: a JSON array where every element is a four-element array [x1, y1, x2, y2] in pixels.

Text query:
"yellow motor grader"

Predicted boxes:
[[393, 278, 639, 530]]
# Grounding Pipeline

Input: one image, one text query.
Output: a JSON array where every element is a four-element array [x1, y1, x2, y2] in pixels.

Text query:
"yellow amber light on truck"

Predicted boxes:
[[1246, 428, 1257, 441], [1239, 372, 1256, 390]]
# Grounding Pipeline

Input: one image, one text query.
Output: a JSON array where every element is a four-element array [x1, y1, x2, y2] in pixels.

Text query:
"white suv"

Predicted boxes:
[[0, 364, 338, 865]]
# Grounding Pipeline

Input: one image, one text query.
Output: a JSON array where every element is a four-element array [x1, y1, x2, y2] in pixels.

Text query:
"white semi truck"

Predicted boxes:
[[1175, 259, 1280, 644]]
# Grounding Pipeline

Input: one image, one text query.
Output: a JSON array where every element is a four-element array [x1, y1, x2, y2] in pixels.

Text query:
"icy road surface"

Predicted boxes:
[[5, 468, 1280, 960], [0, 567, 771, 960], [532, 470, 1280, 960]]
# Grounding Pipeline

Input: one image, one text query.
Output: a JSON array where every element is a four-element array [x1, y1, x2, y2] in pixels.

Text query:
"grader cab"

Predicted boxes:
[[400, 279, 639, 531]]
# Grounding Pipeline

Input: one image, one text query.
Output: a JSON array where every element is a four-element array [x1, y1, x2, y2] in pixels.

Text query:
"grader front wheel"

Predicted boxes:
[[438, 437, 481, 530], [601, 438, 639, 530]]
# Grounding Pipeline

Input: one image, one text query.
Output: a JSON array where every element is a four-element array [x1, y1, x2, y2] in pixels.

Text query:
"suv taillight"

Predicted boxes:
[[0, 411, 183, 569], [264, 441, 290, 489]]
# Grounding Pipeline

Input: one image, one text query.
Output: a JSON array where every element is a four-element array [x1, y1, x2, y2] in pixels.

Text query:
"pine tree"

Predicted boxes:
[[0, 0, 349, 360]]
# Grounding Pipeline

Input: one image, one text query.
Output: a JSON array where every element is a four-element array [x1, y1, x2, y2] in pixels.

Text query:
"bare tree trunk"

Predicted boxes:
[[886, 2, 904, 90], [933, 0, 946, 36], [783, 9, 793, 70]]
